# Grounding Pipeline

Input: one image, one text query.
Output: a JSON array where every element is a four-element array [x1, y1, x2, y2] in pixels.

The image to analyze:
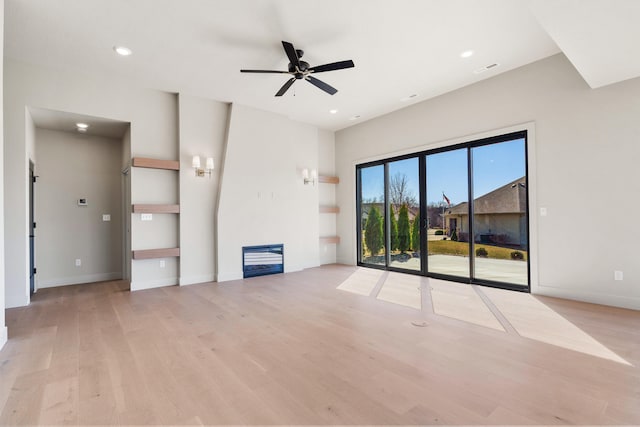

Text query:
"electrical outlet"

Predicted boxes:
[[141, 213, 153, 221], [614, 270, 623, 281], [102, 214, 111, 221], [159, 260, 166, 268], [75, 259, 81, 267]]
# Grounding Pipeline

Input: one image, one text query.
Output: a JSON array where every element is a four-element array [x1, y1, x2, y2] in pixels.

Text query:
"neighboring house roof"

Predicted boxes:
[[446, 177, 526, 216]]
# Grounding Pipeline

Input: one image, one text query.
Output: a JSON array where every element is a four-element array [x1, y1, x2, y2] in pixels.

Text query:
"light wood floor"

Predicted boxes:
[[1, 264, 639, 425]]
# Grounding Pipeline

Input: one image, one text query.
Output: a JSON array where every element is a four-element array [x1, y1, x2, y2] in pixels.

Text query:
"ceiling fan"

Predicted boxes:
[[241, 41, 355, 96]]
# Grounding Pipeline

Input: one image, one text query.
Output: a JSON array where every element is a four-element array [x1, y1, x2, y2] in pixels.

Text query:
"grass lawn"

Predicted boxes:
[[428, 240, 528, 261]]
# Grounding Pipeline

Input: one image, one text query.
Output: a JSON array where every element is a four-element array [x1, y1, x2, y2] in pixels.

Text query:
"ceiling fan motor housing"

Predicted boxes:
[[289, 60, 310, 76]]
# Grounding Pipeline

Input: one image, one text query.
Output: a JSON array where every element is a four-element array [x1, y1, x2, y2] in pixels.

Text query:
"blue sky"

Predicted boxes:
[[361, 138, 526, 205]]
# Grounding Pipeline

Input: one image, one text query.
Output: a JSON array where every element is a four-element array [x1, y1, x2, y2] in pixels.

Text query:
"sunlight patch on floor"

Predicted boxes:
[[377, 272, 422, 309], [336, 268, 383, 296], [481, 286, 632, 366], [430, 280, 505, 331]]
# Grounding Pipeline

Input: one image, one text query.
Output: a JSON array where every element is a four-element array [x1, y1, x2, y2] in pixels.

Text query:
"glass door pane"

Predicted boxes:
[[426, 149, 470, 278], [358, 165, 386, 266], [387, 157, 420, 271], [471, 138, 528, 286]]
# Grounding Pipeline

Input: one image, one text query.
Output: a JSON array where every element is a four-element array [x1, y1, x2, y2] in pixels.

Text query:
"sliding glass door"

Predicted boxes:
[[358, 164, 386, 267], [388, 157, 421, 272], [471, 138, 528, 287], [425, 148, 470, 278], [356, 131, 529, 291]]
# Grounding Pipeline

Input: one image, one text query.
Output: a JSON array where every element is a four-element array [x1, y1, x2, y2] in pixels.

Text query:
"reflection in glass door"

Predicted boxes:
[[471, 138, 528, 286], [425, 149, 470, 278]]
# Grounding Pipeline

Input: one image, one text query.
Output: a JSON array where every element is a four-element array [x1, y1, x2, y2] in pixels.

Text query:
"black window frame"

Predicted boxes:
[[356, 130, 530, 292]]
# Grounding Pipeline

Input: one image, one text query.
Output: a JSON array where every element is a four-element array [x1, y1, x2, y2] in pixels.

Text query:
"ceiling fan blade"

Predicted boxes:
[[306, 76, 338, 95], [309, 60, 355, 73], [282, 41, 300, 68], [275, 78, 296, 97], [241, 69, 290, 74]]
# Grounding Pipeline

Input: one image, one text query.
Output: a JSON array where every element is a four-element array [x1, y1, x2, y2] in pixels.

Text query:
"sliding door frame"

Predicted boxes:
[[356, 130, 530, 292]]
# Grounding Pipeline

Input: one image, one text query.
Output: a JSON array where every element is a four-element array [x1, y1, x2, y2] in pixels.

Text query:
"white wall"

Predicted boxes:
[[318, 129, 337, 265], [0, 0, 7, 348], [178, 94, 228, 285], [216, 104, 319, 281], [34, 129, 123, 287], [4, 59, 179, 305], [335, 54, 640, 310]]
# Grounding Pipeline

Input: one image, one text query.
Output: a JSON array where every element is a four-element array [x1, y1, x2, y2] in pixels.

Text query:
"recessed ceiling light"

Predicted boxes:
[[329, 109, 338, 114], [460, 50, 474, 58], [113, 46, 132, 56], [349, 115, 361, 121], [76, 123, 89, 129]]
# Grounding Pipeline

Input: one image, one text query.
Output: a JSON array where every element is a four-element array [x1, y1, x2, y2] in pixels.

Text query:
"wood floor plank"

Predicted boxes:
[[0, 264, 639, 425]]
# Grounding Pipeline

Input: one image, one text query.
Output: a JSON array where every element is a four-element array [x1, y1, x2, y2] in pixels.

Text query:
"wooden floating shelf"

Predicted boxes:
[[132, 248, 180, 260], [318, 175, 339, 184], [319, 236, 340, 244], [132, 204, 180, 214], [132, 157, 180, 171], [319, 205, 340, 214]]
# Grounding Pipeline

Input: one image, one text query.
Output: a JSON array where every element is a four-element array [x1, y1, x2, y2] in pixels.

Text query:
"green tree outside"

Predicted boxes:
[[389, 204, 398, 251], [365, 205, 384, 256], [397, 204, 411, 253], [411, 213, 420, 251]]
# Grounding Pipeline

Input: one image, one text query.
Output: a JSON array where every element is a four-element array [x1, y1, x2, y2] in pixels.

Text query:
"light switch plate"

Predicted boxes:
[[141, 213, 153, 221], [102, 214, 111, 221]]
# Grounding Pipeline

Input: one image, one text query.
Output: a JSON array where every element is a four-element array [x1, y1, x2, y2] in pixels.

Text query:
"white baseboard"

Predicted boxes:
[[216, 271, 243, 282], [336, 256, 355, 266], [534, 285, 640, 311], [6, 292, 30, 308], [180, 274, 215, 286], [284, 264, 303, 274], [130, 277, 178, 291], [0, 326, 7, 350], [38, 272, 123, 289]]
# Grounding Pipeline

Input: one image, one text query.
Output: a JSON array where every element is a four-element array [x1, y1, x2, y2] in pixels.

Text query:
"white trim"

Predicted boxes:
[[349, 122, 538, 289], [5, 292, 29, 308], [179, 274, 215, 286], [216, 271, 243, 282], [284, 264, 303, 274], [535, 285, 640, 311], [130, 277, 178, 291], [0, 326, 8, 350], [37, 272, 123, 289]]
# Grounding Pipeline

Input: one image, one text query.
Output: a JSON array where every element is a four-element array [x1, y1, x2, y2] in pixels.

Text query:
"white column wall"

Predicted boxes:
[[216, 104, 320, 281], [178, 94, 228, 285]]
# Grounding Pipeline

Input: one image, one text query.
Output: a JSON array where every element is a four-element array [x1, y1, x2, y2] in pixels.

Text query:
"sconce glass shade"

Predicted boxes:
[[206, 157, 214, 171], [311, 169, 318, 180], [192, 155, 201, 169], [302, 168, 309, 180]]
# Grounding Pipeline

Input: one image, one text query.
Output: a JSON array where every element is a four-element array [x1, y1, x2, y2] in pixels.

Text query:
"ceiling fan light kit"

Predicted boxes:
[[241, 41, 355, 97]]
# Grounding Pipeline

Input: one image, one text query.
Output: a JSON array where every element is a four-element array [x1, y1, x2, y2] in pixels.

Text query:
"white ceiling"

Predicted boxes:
[[28, 107, 130, 139], [5, 0, 640, 132]]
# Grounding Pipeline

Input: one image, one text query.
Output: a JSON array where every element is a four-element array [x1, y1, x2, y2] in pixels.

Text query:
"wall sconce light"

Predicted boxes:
[[192, 155, 214, 178], [302, 168, 317, 185]]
